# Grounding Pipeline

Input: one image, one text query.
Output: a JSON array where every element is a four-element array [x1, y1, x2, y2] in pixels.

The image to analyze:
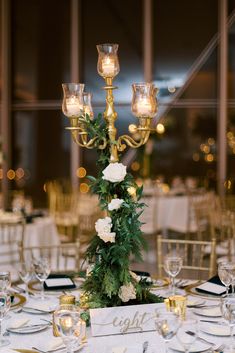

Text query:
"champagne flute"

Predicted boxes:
[[164, 255, 183, 295], [0, 292, 11, 347], [33, 257, 51, 300], [0, 272, 11, 293], [155, 309, 180, 353], [220, 294, 235, 352], [18, 262, 34, 299], [54, 305, 80, 353], [176, 317, 198, 353], [218, 262, 232, 295]]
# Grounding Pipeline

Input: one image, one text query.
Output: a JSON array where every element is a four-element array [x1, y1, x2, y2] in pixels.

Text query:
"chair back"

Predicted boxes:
[[0, 219, 25, 267], [20, 242, 80, 272], [157, 235, 216, 280]]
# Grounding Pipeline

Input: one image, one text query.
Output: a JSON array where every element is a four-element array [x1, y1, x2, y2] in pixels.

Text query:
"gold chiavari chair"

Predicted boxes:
[[0, 219, 25, 273], [20, 242, 80, 273], [156, 235, 216, 280]]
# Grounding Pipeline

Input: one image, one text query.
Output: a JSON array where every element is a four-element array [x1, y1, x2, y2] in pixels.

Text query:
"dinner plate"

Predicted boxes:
[[7, 324, 49, 334], [193, 307, 221, 318], [169, 339, 212, 352], [200, 324, 230, 336], [187, 299, 205, 307]]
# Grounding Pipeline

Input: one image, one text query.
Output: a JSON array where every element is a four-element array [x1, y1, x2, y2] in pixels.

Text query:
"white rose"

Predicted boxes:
[[95, 217, 116, 243], [102, 163, 127, 183], [99, 232, 116, 243], [108, 198, 124, 211], [95, 217, 112, 235], [118, 282, 136, 303]]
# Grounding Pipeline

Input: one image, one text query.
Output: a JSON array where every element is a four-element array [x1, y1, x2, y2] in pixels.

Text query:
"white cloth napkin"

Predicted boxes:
[[110, 344, 143, 353], [35, 337, 64, 351], [8, 318, 29, 329]]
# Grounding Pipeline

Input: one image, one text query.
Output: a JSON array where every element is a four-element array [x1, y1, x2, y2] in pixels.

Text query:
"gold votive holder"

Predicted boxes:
[[164, 295, 187, 320], [59, 294, 76, 305]]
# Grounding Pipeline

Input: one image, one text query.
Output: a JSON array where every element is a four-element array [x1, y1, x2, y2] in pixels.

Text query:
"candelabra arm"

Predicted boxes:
[[117, 130, 151, 151], [103, 77, 119, 162], [70, 130, 107, 150]]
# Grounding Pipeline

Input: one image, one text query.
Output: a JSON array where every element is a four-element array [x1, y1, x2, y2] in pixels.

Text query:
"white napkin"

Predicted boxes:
[[8, 318, 29, 329], [196, 282, 225, 295], [35, 337, 64, 351], [110, 345, 143, 353], [25, 302, 56, 311]]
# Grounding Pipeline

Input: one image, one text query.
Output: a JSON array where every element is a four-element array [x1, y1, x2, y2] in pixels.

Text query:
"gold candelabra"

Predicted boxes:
[[62, 43, 158, 162]]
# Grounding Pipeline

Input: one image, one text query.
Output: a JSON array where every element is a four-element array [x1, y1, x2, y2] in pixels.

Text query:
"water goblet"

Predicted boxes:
[[176, 316, 198, 353], [18, 262, 34, 299], [164, 255, 183, 295], [218, 262, 232, 295], [0, 291, 11, 347], [224, 262, 235, 294], [54, 305, 81, 353], [155, 309, 180, 353], [33, 257, 51, 300], [0, 272, 11, 292], [220, 294, 235, 352]]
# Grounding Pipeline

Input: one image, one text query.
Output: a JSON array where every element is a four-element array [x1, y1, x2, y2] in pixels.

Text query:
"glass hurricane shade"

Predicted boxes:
[[96, 44, 120, 78], [131, 83, 157, 118], [62, 83, 85, 117]]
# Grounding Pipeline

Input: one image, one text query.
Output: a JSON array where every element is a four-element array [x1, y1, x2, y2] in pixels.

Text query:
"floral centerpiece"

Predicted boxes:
[[78, 114, 163, 309], [62, 43, 162, 310]]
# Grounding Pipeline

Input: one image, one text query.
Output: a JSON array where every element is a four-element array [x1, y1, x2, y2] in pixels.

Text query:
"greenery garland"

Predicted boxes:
[[79, 113, 163, 308]]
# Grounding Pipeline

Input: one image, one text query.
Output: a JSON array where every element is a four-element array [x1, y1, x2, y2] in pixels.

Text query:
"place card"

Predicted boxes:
[[90, 302, 164, 336], [196, 282, 226, 295]]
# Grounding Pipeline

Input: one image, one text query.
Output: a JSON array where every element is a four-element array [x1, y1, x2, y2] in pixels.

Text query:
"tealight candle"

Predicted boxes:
[[66, 96, 81, 117], [136, 97, 152, 116], [102, 56, 115, 76]]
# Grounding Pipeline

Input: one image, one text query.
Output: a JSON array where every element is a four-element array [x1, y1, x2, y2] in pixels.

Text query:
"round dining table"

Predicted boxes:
[[2, 278, 228, 353]]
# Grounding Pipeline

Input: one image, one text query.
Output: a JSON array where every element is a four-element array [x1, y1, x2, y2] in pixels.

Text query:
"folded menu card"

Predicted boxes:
[[196, 275, 226, 296], [44, 274, 76, 290]]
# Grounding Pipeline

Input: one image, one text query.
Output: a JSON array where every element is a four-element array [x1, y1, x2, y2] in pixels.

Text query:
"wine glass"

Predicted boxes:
[[0, 292, 11, 347], [18, 262, 34, 299], [0, 272, 11, 292], [164, 255, 183, 295], [218, 262, 232, 295], [54, 305, 81, 353], [155, 309, 180, 353], [220, 294, 235, 352], [224, 263, 235, 293], [33, 257, 51, 300], [176, 316, 198, 353]]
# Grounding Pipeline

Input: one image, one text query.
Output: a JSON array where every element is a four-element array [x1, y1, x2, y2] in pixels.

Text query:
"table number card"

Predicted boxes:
[[90, 303, 164, 336]]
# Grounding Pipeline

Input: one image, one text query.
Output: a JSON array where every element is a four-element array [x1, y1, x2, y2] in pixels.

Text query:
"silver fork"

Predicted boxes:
[[186, 330, 215, 346]]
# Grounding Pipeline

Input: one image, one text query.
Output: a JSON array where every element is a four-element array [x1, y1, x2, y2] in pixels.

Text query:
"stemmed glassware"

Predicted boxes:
[[18, 262, 34, 299], [33, 257, 51, 300], [0, 272, 11, 292], [223, 262, 235, 293], [53, 305, 81, 353], [218, 262, 232, 295], [164, 255, 183, 295], [220, 294, 235, 352], [176, 316, 198, 353], [0, 292, 11, 347], [155, 309, 180, 353]]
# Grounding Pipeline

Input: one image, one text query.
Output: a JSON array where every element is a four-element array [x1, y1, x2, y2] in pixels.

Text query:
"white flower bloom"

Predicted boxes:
[[86, 263, 95, 277], [95, 217, 116, 243], [108, 198, 124, 211], [99, 232, 116, 243], [95, 217, 112, 235], [118, 282, 136, 302], [102, 163, 127, 183]]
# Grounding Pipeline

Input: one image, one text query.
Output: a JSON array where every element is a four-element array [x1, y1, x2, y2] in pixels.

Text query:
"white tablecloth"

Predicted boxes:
[[141, 194, 207, 234], [2, 283, 226, 353]]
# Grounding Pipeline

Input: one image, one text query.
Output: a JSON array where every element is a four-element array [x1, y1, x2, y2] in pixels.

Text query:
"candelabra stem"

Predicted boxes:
[[103, 77, 119, 162]]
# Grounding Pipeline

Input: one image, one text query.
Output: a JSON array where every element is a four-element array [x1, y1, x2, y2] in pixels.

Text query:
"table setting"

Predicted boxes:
[[0, 260, 234, 353]]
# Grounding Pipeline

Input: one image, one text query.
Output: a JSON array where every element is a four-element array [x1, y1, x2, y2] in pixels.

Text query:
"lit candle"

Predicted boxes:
[[66, 96, 82, 117], [84, 105, 94, 119], [136, 97, 152, 116], [102, 56, 115, 76]]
